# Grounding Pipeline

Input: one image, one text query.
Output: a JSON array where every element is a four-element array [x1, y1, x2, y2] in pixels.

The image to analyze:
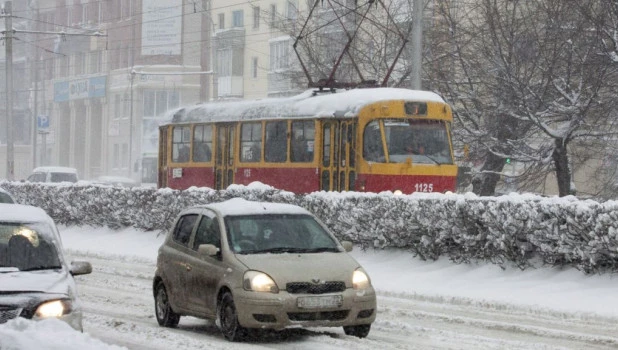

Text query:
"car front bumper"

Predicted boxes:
[[234, 287, 376, 330]]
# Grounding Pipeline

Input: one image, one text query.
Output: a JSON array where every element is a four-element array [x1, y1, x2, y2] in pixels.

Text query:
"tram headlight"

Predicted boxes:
[[393, 190, 403, 196]]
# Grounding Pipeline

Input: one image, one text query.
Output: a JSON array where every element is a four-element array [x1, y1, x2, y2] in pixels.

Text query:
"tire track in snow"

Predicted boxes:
[[71, 250, 618, 349]]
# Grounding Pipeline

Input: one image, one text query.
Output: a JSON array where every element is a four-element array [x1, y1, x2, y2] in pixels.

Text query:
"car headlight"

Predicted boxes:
[[353, 269, 371, 290], [35, 299, 73, 318], [243, 271, 279, 293]]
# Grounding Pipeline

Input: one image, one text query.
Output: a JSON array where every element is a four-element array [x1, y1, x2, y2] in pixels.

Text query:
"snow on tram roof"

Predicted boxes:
[[164, 88, 445, 125]]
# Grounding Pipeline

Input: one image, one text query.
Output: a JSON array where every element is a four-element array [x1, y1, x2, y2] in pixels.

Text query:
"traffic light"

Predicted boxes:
[[505, 158, 511, 164]]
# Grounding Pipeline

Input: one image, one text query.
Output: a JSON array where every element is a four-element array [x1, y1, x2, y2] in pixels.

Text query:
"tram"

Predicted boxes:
[[158, 88, 457, 194]]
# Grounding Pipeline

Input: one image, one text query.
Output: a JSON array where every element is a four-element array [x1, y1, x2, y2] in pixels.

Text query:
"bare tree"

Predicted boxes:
[[430, 0, 618, 197]]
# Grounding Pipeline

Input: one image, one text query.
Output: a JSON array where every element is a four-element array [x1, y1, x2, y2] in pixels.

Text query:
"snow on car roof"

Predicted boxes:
[[203, 198, 310, 217], [32, 166, 78, 174], [165, 88, 445, 125], [0, 204, 54, 224]]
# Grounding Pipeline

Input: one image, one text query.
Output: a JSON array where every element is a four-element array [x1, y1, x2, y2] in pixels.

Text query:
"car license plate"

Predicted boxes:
[[297, 295, 343, 309]]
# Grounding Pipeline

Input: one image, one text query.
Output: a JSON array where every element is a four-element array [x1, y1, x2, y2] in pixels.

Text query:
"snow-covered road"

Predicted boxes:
[[72, 253, 618, 349]]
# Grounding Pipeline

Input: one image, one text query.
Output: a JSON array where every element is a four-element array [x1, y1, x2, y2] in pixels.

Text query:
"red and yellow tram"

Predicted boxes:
[[158, 88, 457, 194]]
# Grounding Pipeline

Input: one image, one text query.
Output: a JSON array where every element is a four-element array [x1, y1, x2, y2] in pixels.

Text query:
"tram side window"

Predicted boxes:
[[323, 125, 331, 167], [241, 122, 262, 162], [291, 121, 315, 162], [172, 126, 191, 163], [193, 124, 213, 162], [265, 121, 287, 162], [363, 121, 385, 162]]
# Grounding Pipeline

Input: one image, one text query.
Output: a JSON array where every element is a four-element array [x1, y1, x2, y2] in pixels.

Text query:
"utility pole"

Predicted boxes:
[[31, 4, 39, 169], [410, 0, 423, 90], [128, 70, 135, 178], [4, 1, 13, 180], [200, 0, 212, 101], [128, 3, 137, 179]]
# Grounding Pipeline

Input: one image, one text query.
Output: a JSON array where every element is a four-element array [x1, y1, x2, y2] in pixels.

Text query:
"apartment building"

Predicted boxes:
[[0, 0, 211, 182], [210, 0, 307, 100]]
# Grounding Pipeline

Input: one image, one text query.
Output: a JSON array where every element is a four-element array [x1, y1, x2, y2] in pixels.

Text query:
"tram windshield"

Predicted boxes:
[[363, 119, 453, 164]]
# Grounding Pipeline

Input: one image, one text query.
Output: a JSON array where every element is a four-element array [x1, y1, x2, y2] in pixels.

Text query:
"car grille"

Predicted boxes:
[[286, 281, 346, 294], [288, 310, 349, 322], [0, 306, 22, 324]]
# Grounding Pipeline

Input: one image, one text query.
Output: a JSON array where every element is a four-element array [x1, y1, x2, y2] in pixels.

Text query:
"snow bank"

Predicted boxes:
[[3, 181, 618, 273], [0, 318, 125, 350]]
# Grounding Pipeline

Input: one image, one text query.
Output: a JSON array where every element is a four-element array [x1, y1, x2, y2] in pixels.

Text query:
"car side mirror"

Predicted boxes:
[[341, 241, 353, 252], [70, 261, 92, 276], [198, 244, 219, 257]]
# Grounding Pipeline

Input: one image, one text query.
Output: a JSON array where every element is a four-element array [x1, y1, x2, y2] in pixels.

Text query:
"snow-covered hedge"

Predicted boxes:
[[2, 180, 618, 274]]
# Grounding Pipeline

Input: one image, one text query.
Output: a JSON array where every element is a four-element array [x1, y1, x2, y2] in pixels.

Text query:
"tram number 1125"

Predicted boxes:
[[414, 183, 434, 193]]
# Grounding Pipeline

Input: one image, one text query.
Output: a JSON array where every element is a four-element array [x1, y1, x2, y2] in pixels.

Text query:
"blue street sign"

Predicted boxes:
[[37, 115, 49, 130]]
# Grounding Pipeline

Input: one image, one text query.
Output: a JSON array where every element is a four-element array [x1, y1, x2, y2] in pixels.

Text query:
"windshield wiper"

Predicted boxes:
[[421, 153, 442, 165], [20, 266, 62, 272], [303, 247, 340, 253], [247, 247, 308, 254]]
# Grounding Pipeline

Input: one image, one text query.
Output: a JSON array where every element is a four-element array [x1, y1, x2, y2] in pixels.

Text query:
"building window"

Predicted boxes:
[[216, 49, 232, 77], [113, 144, 120, 169], [252, 57, 258, 78], [270, 4, 277, 28], [115, 0, 122, 20], [89, 51, 100, 74], [57, 56, 68, 77], [122, 143, 129, 168], [253, 6, 260, 29], [218, 13, 225, 29], [121, 0, 132, 18], [286, 0, 298, 21], [114, 94, 121, 120], [75, 52, 86, 75], [232, 10, 243, 28], [82, 3, 89, 24], [123, 92, 130, 118], [241, 123, 262, 162], [143, 90, 180, 118], [98, 2, 103, 23], [270, 38, 291, 71]]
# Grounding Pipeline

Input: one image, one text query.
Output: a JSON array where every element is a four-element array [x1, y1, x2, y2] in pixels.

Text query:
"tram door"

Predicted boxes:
[[158, 127, 168, 188], [215, 124, 235, 190], [321, 121, 356, 191]]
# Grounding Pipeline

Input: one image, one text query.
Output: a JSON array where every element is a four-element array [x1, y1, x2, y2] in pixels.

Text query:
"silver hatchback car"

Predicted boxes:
[[153, 198, 376, 341], [0, 204, 92, 331]]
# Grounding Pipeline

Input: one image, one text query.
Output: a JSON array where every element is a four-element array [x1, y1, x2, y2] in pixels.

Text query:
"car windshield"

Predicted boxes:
[[225, 214, 340, 254], [0, 222, 62, 271], [50, 173, 78, 183]]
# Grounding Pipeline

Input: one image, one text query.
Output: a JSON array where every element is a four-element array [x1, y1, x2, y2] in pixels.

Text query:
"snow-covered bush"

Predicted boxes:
[[3, 180, 618, 274]]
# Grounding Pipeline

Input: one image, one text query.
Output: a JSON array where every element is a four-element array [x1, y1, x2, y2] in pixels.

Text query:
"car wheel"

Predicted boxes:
[[155, 281, 180, 327], [217, 291, 248, 341], [343, 324, 371, 338]]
